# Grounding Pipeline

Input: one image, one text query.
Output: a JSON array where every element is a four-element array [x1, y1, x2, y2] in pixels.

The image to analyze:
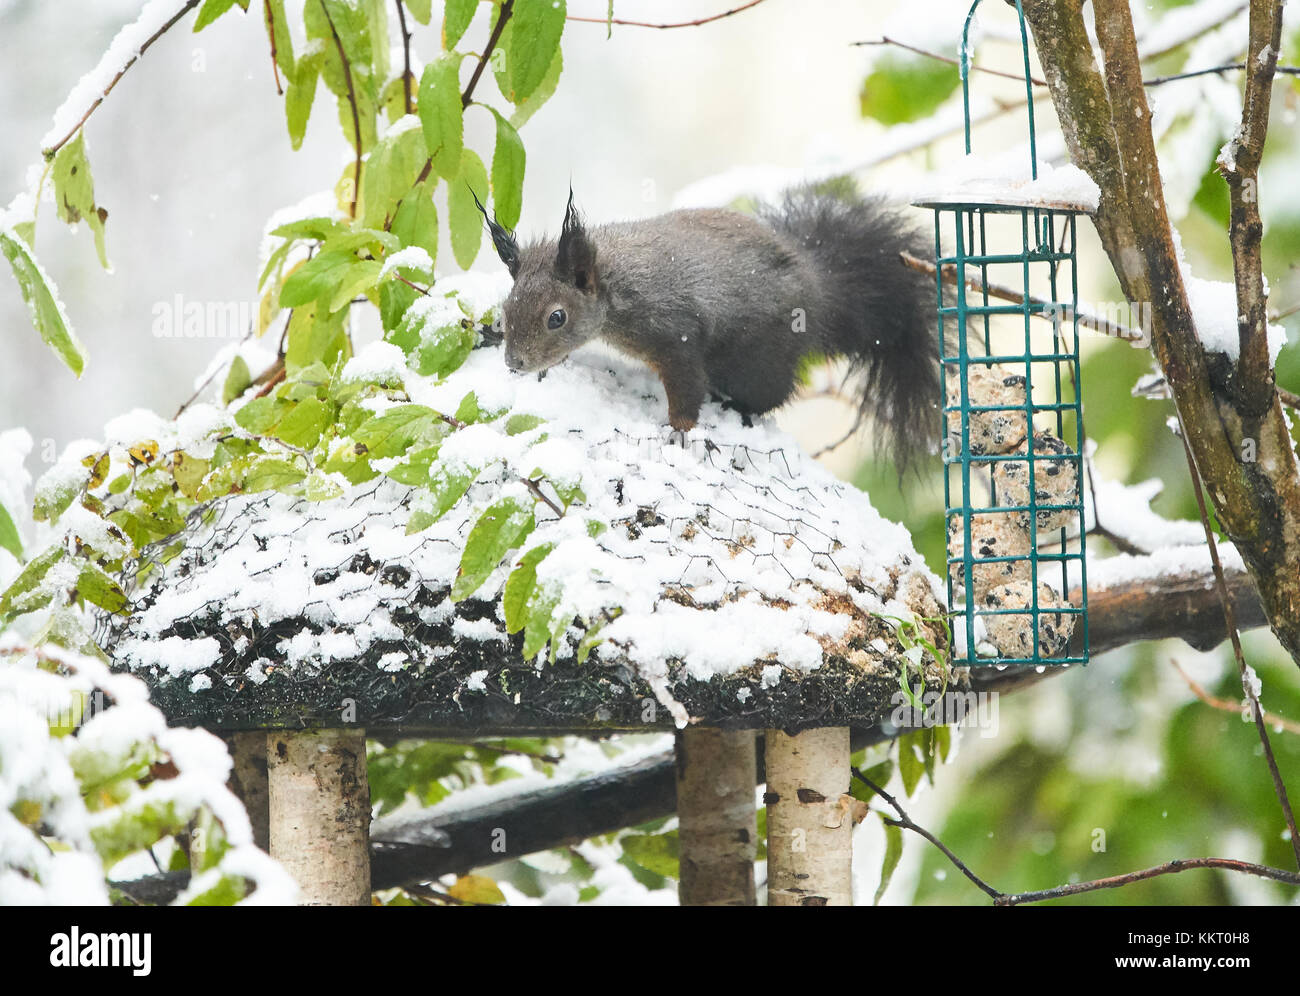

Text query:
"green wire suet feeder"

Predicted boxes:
[[914, 0, 1090, 668]]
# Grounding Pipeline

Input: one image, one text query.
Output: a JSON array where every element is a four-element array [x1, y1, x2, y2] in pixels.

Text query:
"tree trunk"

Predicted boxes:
[[1022, 0, 1300, 667], [268, 729, 371, 906], [675, 728, 757, 906], [764, 728, 852, 906]]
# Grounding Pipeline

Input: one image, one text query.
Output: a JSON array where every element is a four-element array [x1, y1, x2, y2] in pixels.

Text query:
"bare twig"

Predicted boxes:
[[394, 0, 414, 115], [1172, 659, 1300, 736], [1145, 61, 1300, 86], [899, 251, 1145, 342], [523, 477, 565, 519], [998, 857, 1300, 905], [854, 769, 1004, 901], [811, 410, 868, 459], [406, 0, 514, 198], [567, 0, 767, 30], [42, 1, 201, 158], [855, 767, 1300, 906], [263, 0, 284, 95], [1217, 0, 1285, 416], [319, 0, 362, 219], [1177, 422, 1300, 868], [853, 36, 1048, 87], [462, 0, 514, 109], [1277, 386, 1300, 411]]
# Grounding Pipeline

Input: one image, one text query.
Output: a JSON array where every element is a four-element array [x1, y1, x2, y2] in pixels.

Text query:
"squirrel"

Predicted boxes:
[[475, 183, 939, 469]]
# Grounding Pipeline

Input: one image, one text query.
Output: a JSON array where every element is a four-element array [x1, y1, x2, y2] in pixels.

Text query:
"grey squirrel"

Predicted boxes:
[[475, 184, 939, 468]]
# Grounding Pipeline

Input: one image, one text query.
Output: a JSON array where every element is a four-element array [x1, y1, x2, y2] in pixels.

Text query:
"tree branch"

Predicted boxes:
[[1218, 0, 1284, 415], [42, 1, 201, 158], [567, 1, 767, 30], [394, 0, 414, 116], [263, 0, 284, 95], [319, 0, 362, 219], [1023, 0, 1300, 668]]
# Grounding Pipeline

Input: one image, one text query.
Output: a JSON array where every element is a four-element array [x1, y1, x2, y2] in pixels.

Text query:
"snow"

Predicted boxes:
[[1184, 266, 1289, 364], [103, 322, 940, 725], [1086, 472, 1207, 551], [910, 154, 1101, 212], [339, 340, 407, 384], [39, 1, 180, 149], [379, 246, 434, 278], [0, 640, 295, 905]]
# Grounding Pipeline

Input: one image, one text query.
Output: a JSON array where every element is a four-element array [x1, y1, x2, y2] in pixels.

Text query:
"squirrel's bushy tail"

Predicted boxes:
[[760, 186, 940, 471]]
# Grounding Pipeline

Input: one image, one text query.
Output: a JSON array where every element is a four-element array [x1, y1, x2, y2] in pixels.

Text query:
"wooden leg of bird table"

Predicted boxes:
[[675, 728, 758, 906], [268, 728, 371, 906], [764, 727, 853, 906]]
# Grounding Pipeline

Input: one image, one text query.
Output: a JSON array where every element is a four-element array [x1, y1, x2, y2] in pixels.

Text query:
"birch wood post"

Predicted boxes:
[[268, 728, 371, 906], [675, 728, 758, 906], [226, 732, 270, 851], [764, 727, 853, 906]]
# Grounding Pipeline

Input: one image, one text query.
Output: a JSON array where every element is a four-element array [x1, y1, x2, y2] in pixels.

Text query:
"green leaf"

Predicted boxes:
[[504, 543, 554, 633], [222, 355, 252, 406], [873, 820, 904, 905], [860, 55, 960, 126], [389, 181, 439, 262], [505, 414, 545, 436], [522, 580, 562, 659], [263, 0, 294, 77], [0, 545, 65, 623], [420, 464, 476, 525], [898, 731, 925, 797], [234, 395, 290, 434], [405, 0, 432, 25], [851, 759, 894, 803], [388, 300, 476, 377], [935, 723, 952, 763], [241, 456, 309, 494], [447, 148, 489, 268], [452, 497, 535, 601], [286, 48, 323, 150], [453, 391, 480, 424], [353, 404, 439, 457], [385, 444, 440, 485], [504, 0, 566, 103], [51, 132, 109, 268], [274, 397, 333, 449], [418, 53, 466, 180], [194, 0, 249, 32], [0, 230, 86, 376], [75, 561, 129, 614], [489, 108, 526, 230], [279, 250, 357, 308], [359, 123, 429, 230], [508, 45, 562, 130], [328, 258, 382, 312], [379, 280, 418, 333], [303, 470, 345, 501], [0, 502, 21, 559], [620, 831, 679, 879], [442, 0, 476, 46]]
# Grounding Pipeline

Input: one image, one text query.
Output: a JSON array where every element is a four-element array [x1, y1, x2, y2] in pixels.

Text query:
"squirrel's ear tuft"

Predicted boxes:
[[470, 187, 520, 278], [556, 188, 598, 294]]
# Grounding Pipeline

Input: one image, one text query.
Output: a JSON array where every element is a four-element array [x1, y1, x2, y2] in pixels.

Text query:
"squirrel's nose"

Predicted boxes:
[[504, 352, 523, 372]]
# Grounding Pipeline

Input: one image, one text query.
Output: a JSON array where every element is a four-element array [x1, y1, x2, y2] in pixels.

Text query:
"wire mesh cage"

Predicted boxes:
[[916, 0, 1089, 668]]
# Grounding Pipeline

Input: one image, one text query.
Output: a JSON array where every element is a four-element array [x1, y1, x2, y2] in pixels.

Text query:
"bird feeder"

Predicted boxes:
[[914, 0, 1090, 669]]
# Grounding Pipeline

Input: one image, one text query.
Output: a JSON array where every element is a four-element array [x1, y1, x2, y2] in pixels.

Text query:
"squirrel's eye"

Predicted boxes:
[[547, 309, 566, 330]]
